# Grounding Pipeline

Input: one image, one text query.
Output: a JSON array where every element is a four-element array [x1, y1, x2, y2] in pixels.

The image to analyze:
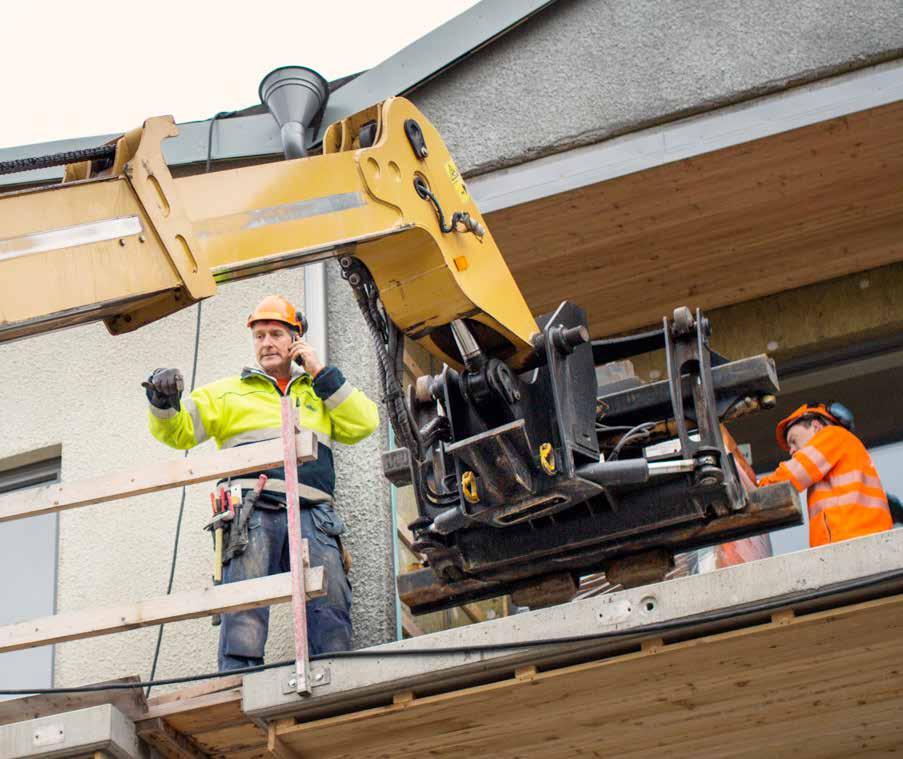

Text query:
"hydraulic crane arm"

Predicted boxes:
[[0, 95, 800, 610], [0, 98, 538, 369]]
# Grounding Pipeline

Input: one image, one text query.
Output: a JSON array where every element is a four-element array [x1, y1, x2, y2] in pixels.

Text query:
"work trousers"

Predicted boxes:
[[218, 505, 353, 671]]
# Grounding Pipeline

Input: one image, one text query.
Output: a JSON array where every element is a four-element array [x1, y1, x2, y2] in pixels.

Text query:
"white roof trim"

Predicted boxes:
[[469, 59, 903, 214]]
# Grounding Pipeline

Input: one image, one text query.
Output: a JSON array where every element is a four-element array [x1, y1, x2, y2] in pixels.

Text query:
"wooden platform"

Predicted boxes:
[[129, 592, 903, 758], [4, 529, 902, 758]]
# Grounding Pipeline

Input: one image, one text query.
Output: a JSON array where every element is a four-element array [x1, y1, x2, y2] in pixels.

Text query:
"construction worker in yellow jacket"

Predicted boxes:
[[758, 402, 892, 548], [143, 295, 379, 671]]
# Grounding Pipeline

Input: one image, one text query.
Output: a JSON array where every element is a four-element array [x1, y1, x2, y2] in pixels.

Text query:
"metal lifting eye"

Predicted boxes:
[[404, 119, 428, 159]]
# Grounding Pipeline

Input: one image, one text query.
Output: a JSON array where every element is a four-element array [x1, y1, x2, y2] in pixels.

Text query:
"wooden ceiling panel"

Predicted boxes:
[[486, 102, 903, 338]]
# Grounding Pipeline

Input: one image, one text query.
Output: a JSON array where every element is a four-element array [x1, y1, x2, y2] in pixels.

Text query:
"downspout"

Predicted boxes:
[[258, 65, 330, 361], [260, 66, 399, 638]]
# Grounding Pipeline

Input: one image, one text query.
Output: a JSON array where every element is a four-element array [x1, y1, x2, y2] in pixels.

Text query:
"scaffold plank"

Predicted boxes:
[[0, 569, 323, 654], [0, 432, 315, 524]]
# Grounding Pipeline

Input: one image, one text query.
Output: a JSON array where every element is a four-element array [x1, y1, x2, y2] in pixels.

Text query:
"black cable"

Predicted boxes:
[[413, 177, 476, 236], [608, 422, 656, 461], [145, 301, 203, 697], [6, 567, 900, 696], [205, 111, 237, 173], [143, 110, 234, 695]]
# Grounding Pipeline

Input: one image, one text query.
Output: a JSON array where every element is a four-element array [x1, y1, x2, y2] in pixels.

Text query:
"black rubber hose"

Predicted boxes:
[[0, 144, 117, 176]]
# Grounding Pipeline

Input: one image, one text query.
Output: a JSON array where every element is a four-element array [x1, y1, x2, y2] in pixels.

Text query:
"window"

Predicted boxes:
[[0, 445, 61, 698]]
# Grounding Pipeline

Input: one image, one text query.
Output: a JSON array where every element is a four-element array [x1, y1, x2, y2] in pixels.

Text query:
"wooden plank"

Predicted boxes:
[[189, 723, 268, 757], [0, 675, 147, 726], [268, 726, 299, 759], [403, 338, 433, 380], [396, 525, 418, 554], [0, 569, 323, 654], [459, 603, 486, 624], [401, 607, 425, 638], [146, 676, 243, 709], [0, 431, 315, 524], [151, 689, 244, 731]]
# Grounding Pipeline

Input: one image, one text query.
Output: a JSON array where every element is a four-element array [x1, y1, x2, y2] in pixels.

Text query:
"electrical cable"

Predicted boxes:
[[608, 422, 657, 461], [205, 111, 237, 173], [144, 300, 203, 697], [144, 108, 232, 696], [5, 567, 901, 696]]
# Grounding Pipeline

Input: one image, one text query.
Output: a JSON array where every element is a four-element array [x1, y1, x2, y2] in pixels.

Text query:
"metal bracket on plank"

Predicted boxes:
[[283, 666, 330, 695]]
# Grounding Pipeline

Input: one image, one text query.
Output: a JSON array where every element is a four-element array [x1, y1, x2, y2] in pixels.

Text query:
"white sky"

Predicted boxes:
[[0, 0, 479, 149]]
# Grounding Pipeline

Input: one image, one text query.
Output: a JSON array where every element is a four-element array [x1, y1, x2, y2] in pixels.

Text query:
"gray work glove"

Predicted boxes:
[[142, 368, 184, 411]]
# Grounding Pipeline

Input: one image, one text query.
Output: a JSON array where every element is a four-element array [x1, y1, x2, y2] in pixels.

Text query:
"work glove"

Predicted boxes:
[[142, 368, 184, 411]]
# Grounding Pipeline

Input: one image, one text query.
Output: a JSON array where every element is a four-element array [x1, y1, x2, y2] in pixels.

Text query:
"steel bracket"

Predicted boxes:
[[282, 666, 331, 695]]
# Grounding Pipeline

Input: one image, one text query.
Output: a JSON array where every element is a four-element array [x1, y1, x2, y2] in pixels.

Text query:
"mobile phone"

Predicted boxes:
[[292, 339, 305, 366]]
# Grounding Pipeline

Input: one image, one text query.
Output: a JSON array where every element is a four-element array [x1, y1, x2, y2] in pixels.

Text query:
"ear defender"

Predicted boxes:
[[296, 310, 309, 338]]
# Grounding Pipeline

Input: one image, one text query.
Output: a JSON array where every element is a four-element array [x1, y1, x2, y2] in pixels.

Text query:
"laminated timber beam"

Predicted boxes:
[[266, 593, 903, 758], [243, 529, 903, 721]]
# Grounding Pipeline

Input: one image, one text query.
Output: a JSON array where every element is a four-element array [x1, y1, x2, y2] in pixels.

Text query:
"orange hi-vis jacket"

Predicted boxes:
[[758, 425, 892, 547]]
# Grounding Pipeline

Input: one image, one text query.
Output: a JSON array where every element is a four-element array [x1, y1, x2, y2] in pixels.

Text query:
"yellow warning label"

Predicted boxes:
[[445, 160, 469, 202]]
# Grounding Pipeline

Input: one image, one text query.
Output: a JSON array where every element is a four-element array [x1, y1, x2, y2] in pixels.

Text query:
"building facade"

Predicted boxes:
[[1, 0, 901, 690]]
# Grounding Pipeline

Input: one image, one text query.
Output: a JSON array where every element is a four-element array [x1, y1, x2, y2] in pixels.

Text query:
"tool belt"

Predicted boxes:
[[206, 478, 353, 574], [223, 482, 267, 563]]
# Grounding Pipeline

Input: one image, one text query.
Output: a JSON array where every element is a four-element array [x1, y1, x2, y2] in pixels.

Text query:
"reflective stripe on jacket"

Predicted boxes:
[[758, 425, 891, 547], [148, 364, 379, 502]]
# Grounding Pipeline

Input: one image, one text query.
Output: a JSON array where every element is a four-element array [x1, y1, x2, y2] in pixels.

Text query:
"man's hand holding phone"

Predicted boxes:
[[289, 338, 324, 378]]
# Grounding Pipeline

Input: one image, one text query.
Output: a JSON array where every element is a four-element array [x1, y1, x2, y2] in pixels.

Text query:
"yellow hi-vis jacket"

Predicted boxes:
[[148, 364, 379, 504]]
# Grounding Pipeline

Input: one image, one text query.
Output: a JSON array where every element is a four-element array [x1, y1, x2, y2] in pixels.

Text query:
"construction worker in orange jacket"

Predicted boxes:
[[758, 402, 892, 548]]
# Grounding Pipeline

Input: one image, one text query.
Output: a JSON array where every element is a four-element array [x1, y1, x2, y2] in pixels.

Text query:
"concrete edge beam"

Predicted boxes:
[[0, 703, 140, 759], [242, 528, 903, 720]]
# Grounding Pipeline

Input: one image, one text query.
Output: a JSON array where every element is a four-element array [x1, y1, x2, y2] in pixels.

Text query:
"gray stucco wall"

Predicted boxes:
[[0, 266, 392, 689], [413, 0, 903, 174], [326, 263, 396, 648]]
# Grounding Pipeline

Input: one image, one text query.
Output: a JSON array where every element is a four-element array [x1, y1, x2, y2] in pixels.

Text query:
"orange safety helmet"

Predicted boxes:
[[774, 402, 853, 451], [246, 295, 307, 336]]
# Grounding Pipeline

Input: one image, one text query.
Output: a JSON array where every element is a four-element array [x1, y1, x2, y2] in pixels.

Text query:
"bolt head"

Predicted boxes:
[[288, 678, 297, 687]]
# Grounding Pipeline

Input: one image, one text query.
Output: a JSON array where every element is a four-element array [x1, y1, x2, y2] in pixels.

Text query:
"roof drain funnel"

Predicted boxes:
[[259, 66, 329, 159]]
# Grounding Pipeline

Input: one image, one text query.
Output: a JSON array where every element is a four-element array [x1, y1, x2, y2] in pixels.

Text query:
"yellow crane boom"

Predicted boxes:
[[0, 97, 538, 369]]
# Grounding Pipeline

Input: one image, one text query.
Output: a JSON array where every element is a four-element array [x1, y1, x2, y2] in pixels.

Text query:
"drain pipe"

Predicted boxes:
[[259, 65, 331, 361]]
